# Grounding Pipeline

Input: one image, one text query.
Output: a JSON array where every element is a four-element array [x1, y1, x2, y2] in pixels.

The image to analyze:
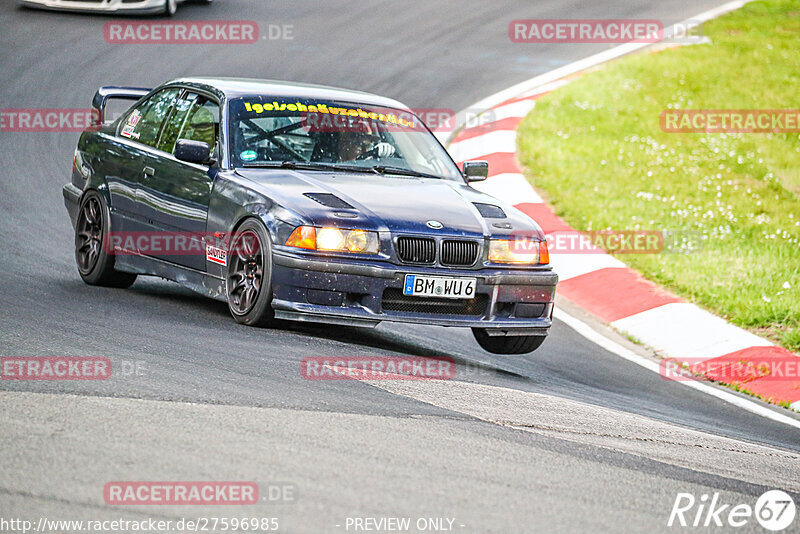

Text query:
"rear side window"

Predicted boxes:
[[119, 88, 180, 147], [158, 92, 219, 157]]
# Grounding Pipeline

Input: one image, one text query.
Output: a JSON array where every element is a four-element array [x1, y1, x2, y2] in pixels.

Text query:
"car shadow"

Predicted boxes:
[[54, 275, 526, 378]]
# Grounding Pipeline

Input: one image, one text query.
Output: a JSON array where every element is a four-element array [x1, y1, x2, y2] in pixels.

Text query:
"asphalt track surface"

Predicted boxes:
[[1, 1, 799, 532]]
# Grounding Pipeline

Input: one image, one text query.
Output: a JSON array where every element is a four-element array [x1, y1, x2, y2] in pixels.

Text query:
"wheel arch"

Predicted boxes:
[[226, 201, 299, 251]]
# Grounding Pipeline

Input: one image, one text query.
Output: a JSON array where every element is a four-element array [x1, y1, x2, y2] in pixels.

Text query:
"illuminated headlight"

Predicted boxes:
[[285, 226, 380, 254], [316, 227, 346, 251], [488, 238, 548, 264]]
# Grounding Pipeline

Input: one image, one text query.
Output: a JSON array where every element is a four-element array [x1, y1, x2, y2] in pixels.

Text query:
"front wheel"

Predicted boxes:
[[472, 329, 546, 354], [226, 219, 275, 327]]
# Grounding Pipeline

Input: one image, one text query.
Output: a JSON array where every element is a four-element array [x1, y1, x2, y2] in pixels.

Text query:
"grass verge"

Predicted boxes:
[[517, 0, 800, 351]]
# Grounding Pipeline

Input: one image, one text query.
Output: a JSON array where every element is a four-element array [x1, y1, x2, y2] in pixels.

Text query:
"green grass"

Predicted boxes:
[[517, 0, 800, 352], [725, 382, 793, 410]]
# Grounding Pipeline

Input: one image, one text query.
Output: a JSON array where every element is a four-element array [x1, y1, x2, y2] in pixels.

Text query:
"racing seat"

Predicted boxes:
[[310, 133, 337, 162]]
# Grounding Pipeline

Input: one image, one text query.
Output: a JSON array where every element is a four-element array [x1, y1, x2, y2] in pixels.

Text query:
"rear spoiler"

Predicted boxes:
[[92, 86, 151, 124]]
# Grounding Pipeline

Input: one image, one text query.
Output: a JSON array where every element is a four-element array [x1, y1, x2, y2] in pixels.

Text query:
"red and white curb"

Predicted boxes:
[[439, 0, 800, 413]]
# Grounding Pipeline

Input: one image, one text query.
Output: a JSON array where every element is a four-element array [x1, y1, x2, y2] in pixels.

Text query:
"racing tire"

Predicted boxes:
[[74, 191, 137, 288], [164, 0, 177, 16], [472, 329, 546, 355], [225, 219, 275, 327]]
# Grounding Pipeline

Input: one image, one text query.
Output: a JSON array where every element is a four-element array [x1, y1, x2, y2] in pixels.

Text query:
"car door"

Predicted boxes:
[[138, 90, 219, 272], [111, 88, 182, 243], [103, 88, 180, 239]]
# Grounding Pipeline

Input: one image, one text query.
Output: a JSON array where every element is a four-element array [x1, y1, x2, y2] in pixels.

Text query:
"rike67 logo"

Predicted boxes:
[[668, 490, 796, 531]]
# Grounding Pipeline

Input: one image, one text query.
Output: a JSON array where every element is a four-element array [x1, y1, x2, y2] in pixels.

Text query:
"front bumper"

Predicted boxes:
[[18, 0, 168, 14], [271, 250, 557, 333]]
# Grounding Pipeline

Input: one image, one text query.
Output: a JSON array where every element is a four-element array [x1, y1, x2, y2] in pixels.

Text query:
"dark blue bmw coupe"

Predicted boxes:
[[63, 78, 557, 354]]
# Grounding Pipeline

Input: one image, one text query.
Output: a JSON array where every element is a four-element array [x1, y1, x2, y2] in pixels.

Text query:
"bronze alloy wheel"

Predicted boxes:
[[226, 220, 274, 326], [74, 192, 137, 288], [75, 195, 103, 275], [227, 229, 264, 315]]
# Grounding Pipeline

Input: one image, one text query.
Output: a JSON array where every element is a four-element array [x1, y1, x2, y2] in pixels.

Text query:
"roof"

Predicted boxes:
[[165, 77, 410, 110]]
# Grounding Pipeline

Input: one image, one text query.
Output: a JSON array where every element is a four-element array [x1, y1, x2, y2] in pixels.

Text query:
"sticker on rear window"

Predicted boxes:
[[120, 109, 142, 139], [240, 150, 257, 161], [127, 109, 141, 126]]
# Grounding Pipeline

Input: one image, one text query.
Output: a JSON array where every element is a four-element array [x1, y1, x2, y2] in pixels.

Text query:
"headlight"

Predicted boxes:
[[316, 227, 346, 251], [489, 238, 548, 264], [285, 226, 380, 254]]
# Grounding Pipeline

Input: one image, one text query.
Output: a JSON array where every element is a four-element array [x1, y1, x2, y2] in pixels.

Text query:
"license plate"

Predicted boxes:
[[402, 274, 476, 299]]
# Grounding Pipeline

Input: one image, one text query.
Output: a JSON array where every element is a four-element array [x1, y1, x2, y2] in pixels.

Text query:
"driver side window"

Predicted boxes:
[[158, 92, 219, 158]]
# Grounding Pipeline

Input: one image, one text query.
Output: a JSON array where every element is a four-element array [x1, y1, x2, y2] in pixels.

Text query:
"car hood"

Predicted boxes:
[[234, 168, 544, 239]]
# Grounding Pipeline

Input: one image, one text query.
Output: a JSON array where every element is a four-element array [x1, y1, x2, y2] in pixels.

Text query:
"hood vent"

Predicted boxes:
[[473, 203, 506, 219], [304, 193, 355, 210]]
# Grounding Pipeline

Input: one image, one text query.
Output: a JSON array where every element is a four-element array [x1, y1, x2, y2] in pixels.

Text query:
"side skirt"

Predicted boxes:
[[114, 253, 228, 302]]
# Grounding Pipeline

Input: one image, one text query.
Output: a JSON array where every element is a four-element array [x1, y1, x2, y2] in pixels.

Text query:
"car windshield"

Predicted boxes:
[[228, 97, 463, 180]]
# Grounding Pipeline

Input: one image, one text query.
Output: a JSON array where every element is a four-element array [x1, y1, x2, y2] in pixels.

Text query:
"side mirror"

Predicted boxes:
[[175, 139, 211, 165], [463, 161, 488, 182]]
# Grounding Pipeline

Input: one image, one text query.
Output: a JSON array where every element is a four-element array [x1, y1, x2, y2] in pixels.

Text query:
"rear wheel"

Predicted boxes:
[[75, 192, 137, 288], [226, 219, 275, 326], [472, 329, 546, 354]]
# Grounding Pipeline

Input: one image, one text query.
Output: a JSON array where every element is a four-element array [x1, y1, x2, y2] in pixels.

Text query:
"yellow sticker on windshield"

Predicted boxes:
[[242, 101, 416, 129]]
